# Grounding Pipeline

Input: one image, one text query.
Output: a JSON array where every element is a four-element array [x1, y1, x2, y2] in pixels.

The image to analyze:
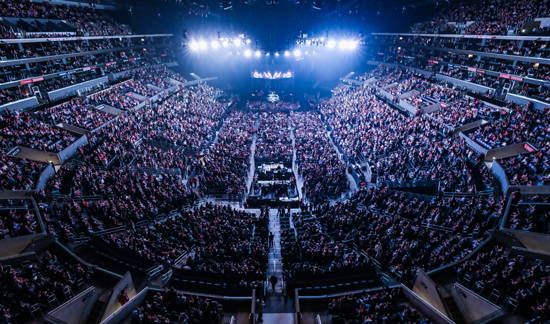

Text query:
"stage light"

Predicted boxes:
[[234, 38, 242, 46], [222, 40, 229, 47], [284, 51, 290, 56], [266, 52, 270, 56], [327, 40, 336, 48], [211, 41, 220, 49], [244, 49, 252, 57], [293, 49, 301, 57], [247, 39, 252, 44], [255, 50, 261, 57], [339, 40, 348, 50], [275, 52, 280, 56], [199, 41, 208, 50], [190, 42, 199, 50], [348, 41, 358, 50]]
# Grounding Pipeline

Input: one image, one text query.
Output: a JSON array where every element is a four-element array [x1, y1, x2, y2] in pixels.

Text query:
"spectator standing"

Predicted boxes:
[[270, 275, 278, 292]]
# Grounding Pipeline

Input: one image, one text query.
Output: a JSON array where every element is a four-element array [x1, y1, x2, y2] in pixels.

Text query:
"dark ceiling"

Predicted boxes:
[[117, 0, 445, 47]]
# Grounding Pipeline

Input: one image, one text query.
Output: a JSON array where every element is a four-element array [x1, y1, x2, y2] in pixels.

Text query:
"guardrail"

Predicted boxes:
[[173, 245, 195, 268], [250, 289, 256, 324], [295, 289, 302, 324]]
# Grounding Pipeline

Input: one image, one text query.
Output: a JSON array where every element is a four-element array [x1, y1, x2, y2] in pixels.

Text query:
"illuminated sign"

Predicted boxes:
[[251, 71, 294, 79]]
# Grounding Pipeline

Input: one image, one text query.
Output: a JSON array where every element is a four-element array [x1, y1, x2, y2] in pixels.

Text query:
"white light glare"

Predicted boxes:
[[244, 49, 252, 57], [255, 50, 261, 57], [284, 51, 290, 56], [211, 41, 219, 49], [222, 40, 229, 47], [247, 39, 252, 44], [234, 38, 242, 46], [293, 49, 301, 57], [190, 42, 199, 50], [327, 40, 336, 48], [199, 41, 207, 50], [339, 40, 348, 50], [348, 41, 358, 50], [275, 52, 280, 56]]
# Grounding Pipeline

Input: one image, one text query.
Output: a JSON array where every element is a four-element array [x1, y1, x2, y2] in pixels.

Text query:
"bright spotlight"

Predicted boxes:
[[339, 40, 348, 50], [234, 38, 242, 46], [222, 40, 229, 47], [211, 41, 219, 49], [255, 50, 261, 57], [293, 49, 301, 57], [199, 41, 208, 50], [244, 49, 252, 57], [190, 42, 199, 50], [247, 39, 252, 44], [275, 52, 280, 56], [327, 40, 336, 48], [284, 51, 290, 56], [266, 52, 270, 56], [348, 41, 358, 50]]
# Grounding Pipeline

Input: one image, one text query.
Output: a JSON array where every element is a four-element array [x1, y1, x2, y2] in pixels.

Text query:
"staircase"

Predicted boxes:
[[85, 300, 105, 324], [444, 296, 465, 324]]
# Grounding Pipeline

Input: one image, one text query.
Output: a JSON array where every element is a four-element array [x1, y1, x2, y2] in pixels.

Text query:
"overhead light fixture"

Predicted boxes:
[[244, 49, 252, 57], [199, 41, 208, 50], [327, 40, 336, 48], [190, 42, 199, 50], [234, 38, 242, 46], [211, 41, 219, 49], [255, 50, 261, 57], [293, 49, 301, 57], [284, 51, 290, 56]]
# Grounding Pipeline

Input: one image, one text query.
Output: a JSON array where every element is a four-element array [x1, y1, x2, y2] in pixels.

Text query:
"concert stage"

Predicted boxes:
[[246, 162, 300, 208]]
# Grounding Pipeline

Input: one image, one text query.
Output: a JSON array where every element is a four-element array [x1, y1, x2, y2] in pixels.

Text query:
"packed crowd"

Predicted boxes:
[[200, 111, 255, 195], [0, 156, 47, 191], [499, 151, 550, 186], [0, 199, 40, 239], [0, 110, 78, 153], [292, 111, 348, 200], [246, 100, 300, 110], [458, 245, 550, 316], [506, 202, 550, 233], [255, 112, 293, 163], [469, 102, 550, 150], [282, 208, 370, 278], [430, 97, 502, 127], [130, 288, 224, 324], [412, 0, 550, 35], [305, 186, 502, 280], [39, 97, 114, 131], [0, 250, 94, 323], [327, 288, 431, 324], [0, 0, 132, 37], [89, 82, 141, 111]]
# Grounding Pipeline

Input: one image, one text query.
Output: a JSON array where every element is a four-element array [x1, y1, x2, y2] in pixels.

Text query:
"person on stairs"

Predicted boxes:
[[257, 298, 265, 322], [270, 275, 278, 292]]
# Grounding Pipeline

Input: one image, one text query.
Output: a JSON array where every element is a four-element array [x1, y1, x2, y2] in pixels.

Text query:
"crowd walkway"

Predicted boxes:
[[261, 207, 295, 323]]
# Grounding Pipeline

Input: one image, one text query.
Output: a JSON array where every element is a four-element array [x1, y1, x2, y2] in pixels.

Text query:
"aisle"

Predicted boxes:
[[262, 208, 295, 323]]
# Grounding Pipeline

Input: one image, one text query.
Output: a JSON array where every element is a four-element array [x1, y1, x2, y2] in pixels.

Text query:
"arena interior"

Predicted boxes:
[[1, 0, 550, 323]]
